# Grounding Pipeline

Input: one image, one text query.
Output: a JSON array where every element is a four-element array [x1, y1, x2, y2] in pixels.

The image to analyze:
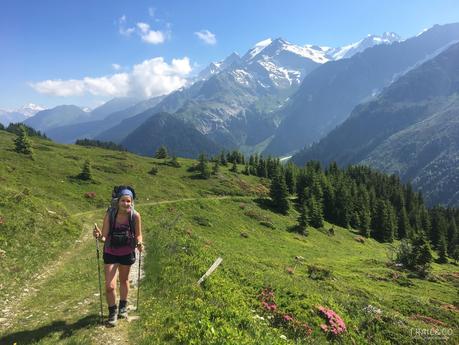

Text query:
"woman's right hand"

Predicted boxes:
[[93, 224, 102, 239]]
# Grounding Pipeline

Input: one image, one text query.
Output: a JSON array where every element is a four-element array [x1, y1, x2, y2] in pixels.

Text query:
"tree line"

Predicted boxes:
[[203, 150, 459, 265]]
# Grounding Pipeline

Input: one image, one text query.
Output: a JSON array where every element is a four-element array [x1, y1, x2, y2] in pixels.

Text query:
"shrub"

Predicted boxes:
[[168, 156, 181, 168], [193, 216, 211, 227], [259, 221, 275, 229], [148, 166, 159, 175], [307, 265, 332, 280]]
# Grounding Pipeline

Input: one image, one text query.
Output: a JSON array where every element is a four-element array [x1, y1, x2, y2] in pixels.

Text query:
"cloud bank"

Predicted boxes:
[[30, 57, 192, 99]]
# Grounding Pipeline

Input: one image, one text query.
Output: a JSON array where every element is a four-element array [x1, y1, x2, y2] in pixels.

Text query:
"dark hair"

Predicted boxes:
[[112, 185, 136, 200]]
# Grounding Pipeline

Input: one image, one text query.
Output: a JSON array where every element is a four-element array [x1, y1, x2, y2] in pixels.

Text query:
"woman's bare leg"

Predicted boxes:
[[105, 263, 119, 306], [118, 264, 131, 301]]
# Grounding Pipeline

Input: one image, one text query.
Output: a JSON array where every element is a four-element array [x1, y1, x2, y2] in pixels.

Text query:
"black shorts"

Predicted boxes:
[[103, 251, 136, 266]]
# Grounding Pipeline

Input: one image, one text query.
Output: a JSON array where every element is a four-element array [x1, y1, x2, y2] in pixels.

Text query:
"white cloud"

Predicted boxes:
[[119, 16, 167, 45], [194, 30, 217, 45], [136, 22, 166, 44], [137, 22, 150, 33], [118, 15, 135, 36], [130, 57, 191, 98], [141, 30, 165, 44], [112, 63, 121, 70], [30, 79, 86, 97], [30, 57, 192, 99]]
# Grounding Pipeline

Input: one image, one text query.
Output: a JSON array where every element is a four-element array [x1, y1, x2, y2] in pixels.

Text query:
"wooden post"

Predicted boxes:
[[197, 257, 223, 285]]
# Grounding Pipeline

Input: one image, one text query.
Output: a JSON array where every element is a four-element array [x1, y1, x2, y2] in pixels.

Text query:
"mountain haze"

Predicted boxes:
[[46, 96, 164, 144], [264, 23, 459, 156], [292, 41, 459, 206], [120, 112, 221, 158]]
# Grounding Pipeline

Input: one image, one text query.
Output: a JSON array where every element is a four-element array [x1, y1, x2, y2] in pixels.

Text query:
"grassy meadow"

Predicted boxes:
[[0, 130, 457, 344]]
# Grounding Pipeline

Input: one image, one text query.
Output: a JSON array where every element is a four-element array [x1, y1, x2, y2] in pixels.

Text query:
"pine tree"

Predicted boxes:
[[257, 158, 267, 178], [14, 125, 33, 155], [295, 170, 308, 206], [373, 200, 396, 242], [297, 201, 309, 235], [243, 163, 250, 175], [197, 154, 211, 179], [447, 217, 458, 256], [357, 186, 371, 237], [169, 155, 180, 167], [230, 160, 238, 173], [334, 181, 351, 228], [420, 206, 431, 238], [78, 159, 92, 181], [437, 234, 448, 264], [430, 207, 448, 248], [269, 171, 289, 214], [284, 163, 296, 194], [322, 178, 335, 223], [220, 151, 227, 166], [412, 234, 433, 275], [452, 245, 459, 264], [397, 207, 411, 239], [308, 195, 324, 228], [154, 145, 168, 159], [212, 160, 220, 175]]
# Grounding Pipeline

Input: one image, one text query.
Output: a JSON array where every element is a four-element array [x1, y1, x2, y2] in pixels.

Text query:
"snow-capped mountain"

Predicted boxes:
[[17, 103, 46, 117], [196, 52, 242, 80], [243, 38, 330, 64], [196, 32, 401, 91], [0, 103, 46, 126], [118, 37, 329, 150], [326, 32, 401, 60], [231, 37, 328, 90]]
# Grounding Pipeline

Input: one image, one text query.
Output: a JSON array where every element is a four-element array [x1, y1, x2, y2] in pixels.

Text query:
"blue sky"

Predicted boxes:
[[1, 0, 458, 110]]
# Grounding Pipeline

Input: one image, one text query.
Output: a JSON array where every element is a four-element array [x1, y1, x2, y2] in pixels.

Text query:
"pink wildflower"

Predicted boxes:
[[317, 306, 347, 335], [283, 314, 294, 322]]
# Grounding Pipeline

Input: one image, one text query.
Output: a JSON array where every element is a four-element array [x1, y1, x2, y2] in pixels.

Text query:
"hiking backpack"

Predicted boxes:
[[105, 185, 137, 249]]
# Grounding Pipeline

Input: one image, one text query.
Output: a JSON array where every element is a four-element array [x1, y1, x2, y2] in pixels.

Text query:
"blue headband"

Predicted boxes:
[[118, 189, 133, 199]]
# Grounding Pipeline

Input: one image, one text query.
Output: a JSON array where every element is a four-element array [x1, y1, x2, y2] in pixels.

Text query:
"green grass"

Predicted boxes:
[[0, 130, 458, 344]]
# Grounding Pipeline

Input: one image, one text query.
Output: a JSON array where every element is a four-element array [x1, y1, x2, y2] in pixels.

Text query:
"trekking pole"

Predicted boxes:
[[95, 229, 104, 324], [136, 249, 142, 311]]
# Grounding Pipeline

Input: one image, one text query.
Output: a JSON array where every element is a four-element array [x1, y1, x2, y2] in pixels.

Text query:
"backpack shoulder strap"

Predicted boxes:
[[128, 208, 137, 249], [107, 207, 118, 234], [128, 209, 137, 232]]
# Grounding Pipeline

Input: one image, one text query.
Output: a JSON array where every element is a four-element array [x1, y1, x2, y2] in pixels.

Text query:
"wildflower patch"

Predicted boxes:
[[317, 305, 347, 336], [258, 287, 313, 338]]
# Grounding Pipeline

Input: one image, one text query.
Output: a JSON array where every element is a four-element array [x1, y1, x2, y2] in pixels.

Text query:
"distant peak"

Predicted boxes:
[[254, 38, 272, 47], [272, 37, 288, 44]]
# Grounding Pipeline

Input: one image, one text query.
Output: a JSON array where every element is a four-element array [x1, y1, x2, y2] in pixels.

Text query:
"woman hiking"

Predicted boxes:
[[93, 185, 143, 326]]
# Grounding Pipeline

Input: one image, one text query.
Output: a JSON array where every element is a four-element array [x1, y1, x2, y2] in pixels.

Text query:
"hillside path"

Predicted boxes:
[[0, 195, 251, 344]]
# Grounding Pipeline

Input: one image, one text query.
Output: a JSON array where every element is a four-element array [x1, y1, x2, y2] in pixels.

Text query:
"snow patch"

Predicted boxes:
[[231, 69, 252, 86], [247, 38, 273, 60]]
